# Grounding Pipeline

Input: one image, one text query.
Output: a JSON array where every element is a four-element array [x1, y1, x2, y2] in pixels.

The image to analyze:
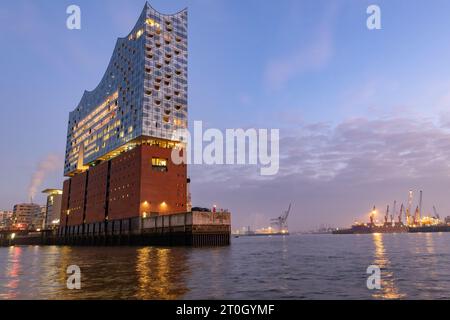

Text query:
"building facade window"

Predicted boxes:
[[151, 158, 168, 172]]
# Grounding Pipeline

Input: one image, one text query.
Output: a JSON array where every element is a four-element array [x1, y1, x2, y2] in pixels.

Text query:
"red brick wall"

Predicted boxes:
[[108, 148, 141, 220], [85, 161, 108, 223], [59, 143, 188, 226], [140, 145, 187, 215], [67, 172, 87, 226]]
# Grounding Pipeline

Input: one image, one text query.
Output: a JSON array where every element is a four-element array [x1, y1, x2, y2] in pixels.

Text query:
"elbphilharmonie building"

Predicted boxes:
[[64, 3, 188, 176], [59, 3, 191, 235]]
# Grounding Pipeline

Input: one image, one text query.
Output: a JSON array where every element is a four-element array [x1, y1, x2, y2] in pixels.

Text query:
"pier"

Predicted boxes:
[[1, 211, 231, 247]]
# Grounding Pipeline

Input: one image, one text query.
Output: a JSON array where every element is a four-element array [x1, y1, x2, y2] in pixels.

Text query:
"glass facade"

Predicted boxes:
[[64, 3, 188, 176]]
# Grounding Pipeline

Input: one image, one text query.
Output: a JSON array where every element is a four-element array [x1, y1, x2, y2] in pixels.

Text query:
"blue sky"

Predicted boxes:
[[2, 0, 450, 230]]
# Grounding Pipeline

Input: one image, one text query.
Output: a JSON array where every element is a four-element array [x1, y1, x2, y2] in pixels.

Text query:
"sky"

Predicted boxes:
[[2, 0, 450, 231]]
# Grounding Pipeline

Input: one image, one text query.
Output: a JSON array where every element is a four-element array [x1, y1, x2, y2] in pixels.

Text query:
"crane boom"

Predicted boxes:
[[433, 206, 440, 220], [419, 190, 423, 222], [283, 204, 291, 221], [399, 204, 404, 224], [270, 203, 291, 233]]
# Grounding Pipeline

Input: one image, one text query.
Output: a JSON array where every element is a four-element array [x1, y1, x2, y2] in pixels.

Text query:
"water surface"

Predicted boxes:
[[0, 233, 449, 299]]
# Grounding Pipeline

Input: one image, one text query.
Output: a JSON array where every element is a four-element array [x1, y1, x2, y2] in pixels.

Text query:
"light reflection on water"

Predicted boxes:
[[135, 247, 189, 299], [371, 233, 405, 299], [0, 233, 449, 300], [4, 246, 21, 299]]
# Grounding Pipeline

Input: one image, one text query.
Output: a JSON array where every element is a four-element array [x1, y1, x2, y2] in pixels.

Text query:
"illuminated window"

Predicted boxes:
[[136, 29, 144, 39], [152, 158, 168, 172], [146, 18, 161, 29]]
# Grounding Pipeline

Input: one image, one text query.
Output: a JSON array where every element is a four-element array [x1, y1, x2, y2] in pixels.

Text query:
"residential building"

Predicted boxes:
[[42, 189, 63, 229], [12, 203, 41, 230], [0, 210, 13, 230]]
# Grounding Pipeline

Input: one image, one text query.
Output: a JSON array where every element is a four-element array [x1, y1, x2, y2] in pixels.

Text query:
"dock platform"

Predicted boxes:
[[1, 211, 231, 247]]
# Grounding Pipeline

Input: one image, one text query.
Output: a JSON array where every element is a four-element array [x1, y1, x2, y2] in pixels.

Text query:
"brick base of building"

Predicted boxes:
[[61, 143, 188, 228]]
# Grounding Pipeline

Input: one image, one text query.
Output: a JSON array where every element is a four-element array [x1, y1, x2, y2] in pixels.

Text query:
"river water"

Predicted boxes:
[[0, 233, 449, 300]]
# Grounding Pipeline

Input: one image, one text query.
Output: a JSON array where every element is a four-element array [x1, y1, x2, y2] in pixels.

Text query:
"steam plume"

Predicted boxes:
[[28, 154, 62, 201]]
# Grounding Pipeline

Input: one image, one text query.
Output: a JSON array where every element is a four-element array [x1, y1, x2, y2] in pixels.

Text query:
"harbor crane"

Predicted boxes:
[[418, 190, 423, 223], [399, 204, 404, 224], [406, 190, 413, 225], [271, 204, 291, 233], [392, 200, 397, 223], [413, 206, 420, 225], [433, 206, 440, 220], [384, 205, 390, 225]]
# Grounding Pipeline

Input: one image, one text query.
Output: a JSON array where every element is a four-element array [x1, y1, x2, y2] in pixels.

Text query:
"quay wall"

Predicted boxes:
[[1, 211, 231, 247]]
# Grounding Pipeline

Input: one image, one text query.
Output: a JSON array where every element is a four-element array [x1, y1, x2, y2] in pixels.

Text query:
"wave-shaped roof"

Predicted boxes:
[[71, 2, 187, 117]]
